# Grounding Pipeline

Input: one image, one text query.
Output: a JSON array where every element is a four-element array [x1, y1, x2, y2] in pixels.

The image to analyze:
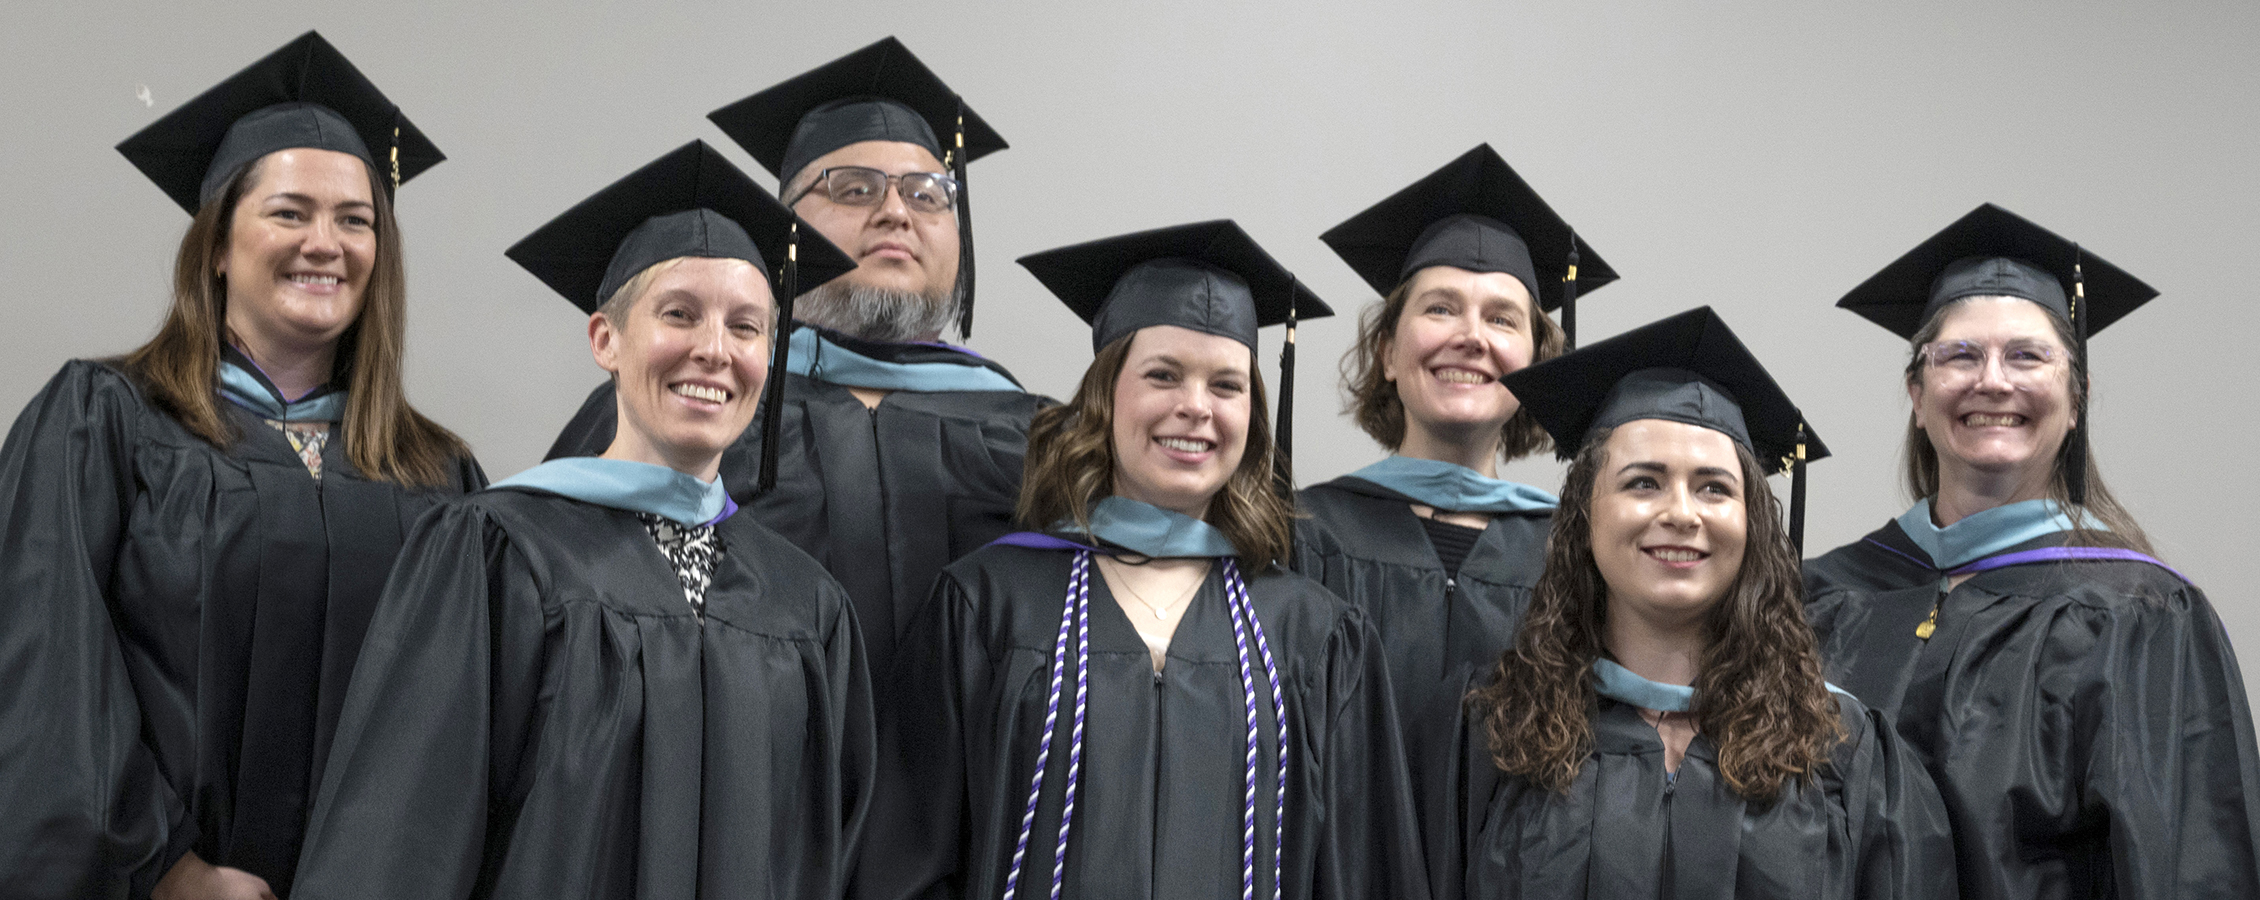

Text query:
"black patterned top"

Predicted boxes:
[[639, 513, 725, 614]]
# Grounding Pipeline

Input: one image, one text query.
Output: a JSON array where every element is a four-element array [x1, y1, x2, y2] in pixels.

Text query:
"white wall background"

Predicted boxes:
[[4, 1, 2255, 695]]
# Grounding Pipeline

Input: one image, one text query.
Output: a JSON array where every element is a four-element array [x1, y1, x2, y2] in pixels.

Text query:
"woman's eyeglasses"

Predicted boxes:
[[1917, 339, 2066, 384]]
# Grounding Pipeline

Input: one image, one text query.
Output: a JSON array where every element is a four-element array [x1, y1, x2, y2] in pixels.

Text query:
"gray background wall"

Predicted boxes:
[[5, 2, 2255, 695]]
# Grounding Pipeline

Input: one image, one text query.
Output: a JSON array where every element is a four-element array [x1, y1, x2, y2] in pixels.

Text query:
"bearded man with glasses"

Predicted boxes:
[[549, 37, 1049, 698], [785, 165, 965, 340]]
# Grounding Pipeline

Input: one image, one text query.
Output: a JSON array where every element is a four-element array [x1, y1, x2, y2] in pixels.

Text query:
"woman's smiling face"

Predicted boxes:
[[1909, 295, 2076, 492], [1109, 325, 1252, 520], [1383, 265, 1539, 447], [594, 257, 774, 478], [216, 148, 377, 355], [1589, 419, 1750, 631]]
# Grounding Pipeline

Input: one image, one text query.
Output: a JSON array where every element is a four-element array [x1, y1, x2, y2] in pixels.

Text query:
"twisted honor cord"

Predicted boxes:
[[1225, 558, 1287, 900], [1001, 552, 1289, 899], [1001, 552, 1088, 900]]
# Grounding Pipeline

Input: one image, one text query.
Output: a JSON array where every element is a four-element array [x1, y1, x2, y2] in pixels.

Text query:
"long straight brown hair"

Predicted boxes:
[[1899, 295, 2154, 556], [1018, 331, 1295, 569], [1473, 427, 1844, 803], [119, 154, 468, 487]]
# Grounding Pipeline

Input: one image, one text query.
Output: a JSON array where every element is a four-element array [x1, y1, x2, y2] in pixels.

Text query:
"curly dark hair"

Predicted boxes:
[[1017, 331, 1294, 568], [1340, 273, 1564, 460], [1900, 295, 2156, 557], [1472, 425, 1844, 802]]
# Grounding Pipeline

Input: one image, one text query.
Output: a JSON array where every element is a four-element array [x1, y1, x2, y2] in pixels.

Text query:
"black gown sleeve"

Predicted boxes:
[[2082, 586, 2260, 898], [827, 566, 880, 889], [1834, 697, 1959, 899], [853, 571, 984, 900], [291, 502, 549, 900], [457, 451, 492, 492], [0, 362, 191, 900], [1300, 604, 1431, 900]]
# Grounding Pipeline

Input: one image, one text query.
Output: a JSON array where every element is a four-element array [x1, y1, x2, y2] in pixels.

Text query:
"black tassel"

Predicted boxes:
[[1273, 290, 1299, 500], [1561, 235, 1581, 351], [952, 97, 976, 340], [1790, 420, 1809, 557], [757, 225, 800, 495], [2066, 246, 2089, 506]]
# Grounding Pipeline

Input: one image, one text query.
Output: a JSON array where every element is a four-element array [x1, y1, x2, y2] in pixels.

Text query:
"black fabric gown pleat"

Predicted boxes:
[[290, 488, 875, 900], [855, 541, 1430, 900], [1467, 696, 1957, 899], [1806, 521, 2260, 900], [545, 326, 1049, 695], [1290, 476, 1551, 899], [0, 360, 482, 900]]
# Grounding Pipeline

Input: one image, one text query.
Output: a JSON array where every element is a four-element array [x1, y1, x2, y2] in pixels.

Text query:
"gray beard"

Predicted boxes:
[[791, 280, 960, 343]]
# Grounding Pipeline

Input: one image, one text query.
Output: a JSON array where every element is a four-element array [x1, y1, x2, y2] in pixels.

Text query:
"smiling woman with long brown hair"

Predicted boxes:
[[1804, 204, 2260, 900], [857, 220, 1425, 900], [1467, 308, 1955, 899], [0, 34, 483, 900]]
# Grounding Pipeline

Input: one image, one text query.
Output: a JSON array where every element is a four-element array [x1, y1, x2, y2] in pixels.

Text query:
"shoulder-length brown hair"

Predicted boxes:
[[1018, 331, 1294, 569], [117, 154, 468, 488], [1900, 295, 2154, 556], [1341, 273, 1565, 461], [1473, 426, 1844, 803]]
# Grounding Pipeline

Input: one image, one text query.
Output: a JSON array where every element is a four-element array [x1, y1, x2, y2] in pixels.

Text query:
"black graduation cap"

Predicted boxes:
[[707, 36, 1006, 182], [1018, 220, 1333, 491], [1017, 220, 1330, 351], [116, 31, 442, 214], [1835, 202, 2154, 505], [1501, 306, 1828, 551], [1320, 144, 1616, 347], [505, 140, 857, 496], [505, 141, 855, 312], [710, 37, 1007, 339], [1836, 203, 2157, 340]]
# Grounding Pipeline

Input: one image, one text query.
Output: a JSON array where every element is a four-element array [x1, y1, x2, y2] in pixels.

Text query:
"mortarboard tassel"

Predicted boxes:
[[952, 97, 977, 339], [1273, 289, 1299, 499], [1561, 235, 1581, 351], [1790, 420, 1809, 556], [388, 123, 402, 193], [757, 224, 801, 495], [2066, 246, 2089, 506]]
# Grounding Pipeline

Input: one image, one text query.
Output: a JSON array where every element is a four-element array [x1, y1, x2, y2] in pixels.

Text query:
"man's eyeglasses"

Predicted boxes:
[[790, 166, 960, 215]]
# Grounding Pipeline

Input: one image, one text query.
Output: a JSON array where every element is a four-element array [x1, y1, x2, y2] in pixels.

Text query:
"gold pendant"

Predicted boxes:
[[1915, 620, 1936, 640]]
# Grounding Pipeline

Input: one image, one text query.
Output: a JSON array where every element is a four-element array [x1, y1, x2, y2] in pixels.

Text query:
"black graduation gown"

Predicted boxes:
[[856, 542, 1430, 900], [0, 360, 485, 900], [1289, 476, 1551, 899], [546, 329, 1049, 689], [1804, 523, 2260, 899], [290, 487, 875, 900], [1467, 694, 1958, 899]]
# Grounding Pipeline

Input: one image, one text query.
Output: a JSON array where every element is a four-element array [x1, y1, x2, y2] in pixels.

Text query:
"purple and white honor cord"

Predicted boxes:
[[1225, 558, 1287, 900], [1000, 551, 1286, 900], [1051, 554, 1092, 892], [1001, 551, 1090, 900]]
